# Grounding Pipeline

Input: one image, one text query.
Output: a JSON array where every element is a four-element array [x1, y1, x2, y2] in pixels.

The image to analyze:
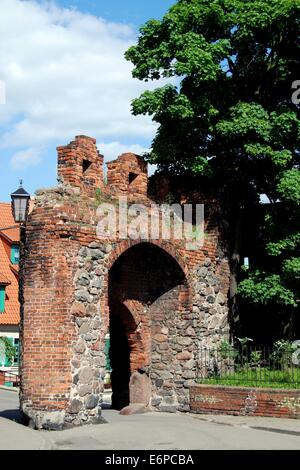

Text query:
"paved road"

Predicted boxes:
[[0, 389, 300, 450]]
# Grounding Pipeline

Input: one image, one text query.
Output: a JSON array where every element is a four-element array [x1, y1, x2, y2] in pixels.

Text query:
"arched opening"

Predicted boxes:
[[108, 242, 188, 411], [109, 312, 131, 410]]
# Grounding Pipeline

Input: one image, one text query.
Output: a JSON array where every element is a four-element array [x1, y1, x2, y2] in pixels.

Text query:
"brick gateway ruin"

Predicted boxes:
[[20, 136, 231, 429]]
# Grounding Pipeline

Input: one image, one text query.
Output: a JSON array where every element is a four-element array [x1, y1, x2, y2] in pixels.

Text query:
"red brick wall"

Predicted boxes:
[[20, 227, 78, 413], [190, 384, 300, 419], [57, 135, 104, 196], [107, 153, 148, 198]]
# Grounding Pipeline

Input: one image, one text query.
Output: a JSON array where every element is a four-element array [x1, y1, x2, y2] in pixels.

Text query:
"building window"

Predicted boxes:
[[0, 286, 5, 313], [11, 245, 20, 264]]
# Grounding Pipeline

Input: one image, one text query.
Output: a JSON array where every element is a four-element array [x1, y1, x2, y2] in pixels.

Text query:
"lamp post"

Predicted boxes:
[[10, 180, 30, 224], [0, 182, 30, 379], [0, 182, 30, 232]]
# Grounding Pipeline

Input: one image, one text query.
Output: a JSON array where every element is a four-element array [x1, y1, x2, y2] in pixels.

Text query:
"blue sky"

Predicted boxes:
[[57, 0, 174, 26], [0, 0, 175, 201]]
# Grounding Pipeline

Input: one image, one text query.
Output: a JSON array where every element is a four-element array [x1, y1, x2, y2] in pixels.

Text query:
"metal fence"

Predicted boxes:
[[197, 343, 300, 388]]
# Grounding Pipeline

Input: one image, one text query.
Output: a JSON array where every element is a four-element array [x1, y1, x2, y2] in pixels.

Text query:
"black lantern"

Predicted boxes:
[[11, 180, 30, 223]]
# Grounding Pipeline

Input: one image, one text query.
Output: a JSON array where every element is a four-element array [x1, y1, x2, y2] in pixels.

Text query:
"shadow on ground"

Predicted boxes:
[[0, 408, 24, 424], [102, 402, 113, 410]]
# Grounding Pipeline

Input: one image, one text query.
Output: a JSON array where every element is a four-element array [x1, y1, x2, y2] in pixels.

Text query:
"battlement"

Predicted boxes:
[[57, 135, 148, 199], [107, 153, 148, 198]]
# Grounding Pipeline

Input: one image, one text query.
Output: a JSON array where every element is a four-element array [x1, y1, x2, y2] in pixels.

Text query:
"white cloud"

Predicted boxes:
[[97, 141, 149, 163], [10, 147, 43, 170], [0, 80, 5, 105], [0, 0, 160, 168]]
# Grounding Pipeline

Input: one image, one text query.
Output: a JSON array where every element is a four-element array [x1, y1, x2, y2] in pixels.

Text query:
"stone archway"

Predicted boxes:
[[107, 242, 189, 413], [19, 135, 232, 430]]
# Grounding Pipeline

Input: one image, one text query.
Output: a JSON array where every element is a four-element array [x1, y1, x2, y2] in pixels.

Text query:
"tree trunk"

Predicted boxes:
[[229, 206, 243, 340]]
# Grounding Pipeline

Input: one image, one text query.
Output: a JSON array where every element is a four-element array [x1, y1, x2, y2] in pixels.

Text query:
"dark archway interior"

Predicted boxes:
[[109, 314, 131, 410], [108, 243, 187, 410]]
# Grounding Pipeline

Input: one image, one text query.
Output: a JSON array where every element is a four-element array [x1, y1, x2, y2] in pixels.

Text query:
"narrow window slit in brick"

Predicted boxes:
[[129, 172, 138, 184], [82, 159, 92, 174]]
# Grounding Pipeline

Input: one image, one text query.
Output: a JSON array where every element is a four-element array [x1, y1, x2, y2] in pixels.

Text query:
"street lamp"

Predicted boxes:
[[0, 182, 30, 232], [0, 182, 30, 386], [10, 180, 30, 224]]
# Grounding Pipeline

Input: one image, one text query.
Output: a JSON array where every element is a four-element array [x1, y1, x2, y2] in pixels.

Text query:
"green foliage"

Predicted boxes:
[[200, 339, 300, 388], [216, 103, 272, 141], [126, 0, 300, 317], [277, 169, 300, 204], [218, 339, 238, 360], [238, 271, 297, 307], [0, 337, 16, 364], [126, 0, 300, 173], [267, 232, 300, 257], [250, 350, 262, 368], [270, 339, 297, 366], [198, 369, 300, 389], [94, 188, 103, 206], [191, 156, 213, 176], [132, 85, 194, 121], [283, 257, 300, 282]]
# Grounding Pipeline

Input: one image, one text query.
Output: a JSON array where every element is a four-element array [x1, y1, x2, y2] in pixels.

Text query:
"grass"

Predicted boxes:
[[198, 368, 300, 389]]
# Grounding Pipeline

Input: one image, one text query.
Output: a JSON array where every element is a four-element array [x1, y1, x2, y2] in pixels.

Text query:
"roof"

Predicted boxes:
[[0, 203, 20, 243], [11, 186, 30, 197], [0, 203, 20, 325], [0, 273, 11, 285]]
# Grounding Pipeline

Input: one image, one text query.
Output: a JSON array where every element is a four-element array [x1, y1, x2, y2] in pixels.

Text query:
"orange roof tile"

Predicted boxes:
[[0, 203, 20, 243], [0, 273, 11, 285], [0, 203, 20, 325], [10, 264, 19, 275]]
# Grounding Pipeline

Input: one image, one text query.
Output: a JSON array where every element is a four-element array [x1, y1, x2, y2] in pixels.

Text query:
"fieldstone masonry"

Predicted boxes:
[[20, 135, 231, 429]]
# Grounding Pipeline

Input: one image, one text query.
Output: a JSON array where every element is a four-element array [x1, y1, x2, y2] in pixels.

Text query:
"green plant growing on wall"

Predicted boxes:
[[95, 188, 102, 204]]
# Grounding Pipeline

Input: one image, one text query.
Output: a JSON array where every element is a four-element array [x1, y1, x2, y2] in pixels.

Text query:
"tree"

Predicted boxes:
[[125, 0, 300, 338], [0, 337, 16, 366]]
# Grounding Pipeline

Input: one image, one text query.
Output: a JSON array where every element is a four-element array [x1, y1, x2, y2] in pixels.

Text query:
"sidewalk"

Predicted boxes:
[[2, 410, 298, 450], [188, 412, 300, 436], [0, 388, 299, 449], [0, 385, 19, 392], [0, 417, 51, 450]]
